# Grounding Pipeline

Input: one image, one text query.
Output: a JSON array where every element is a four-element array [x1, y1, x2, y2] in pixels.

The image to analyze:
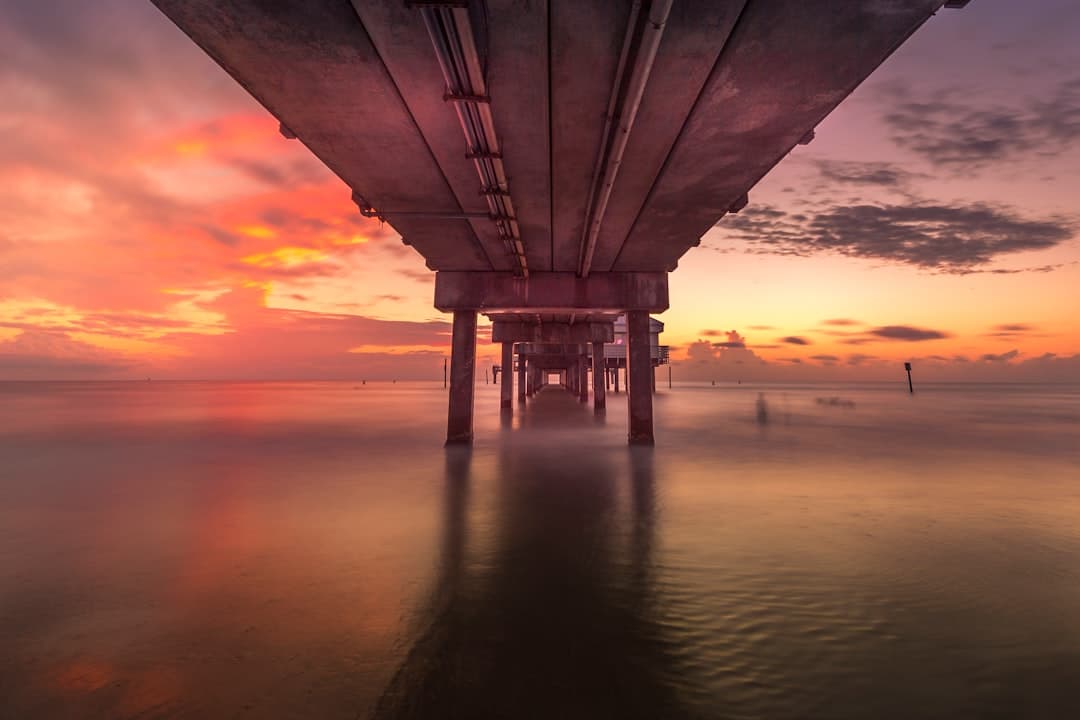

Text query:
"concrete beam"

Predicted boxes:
[[434, 272, 668, 312], [491, 321, 614, 344], [515, 343, 589, 357]]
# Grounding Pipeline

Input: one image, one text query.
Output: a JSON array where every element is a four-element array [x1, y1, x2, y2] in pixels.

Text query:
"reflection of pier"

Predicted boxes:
[[371, 445, 696, 720], [151, 0, 968, 445]]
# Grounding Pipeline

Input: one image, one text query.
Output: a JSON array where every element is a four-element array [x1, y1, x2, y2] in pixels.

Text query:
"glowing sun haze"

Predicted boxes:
[[1, 0, 1078, 381]]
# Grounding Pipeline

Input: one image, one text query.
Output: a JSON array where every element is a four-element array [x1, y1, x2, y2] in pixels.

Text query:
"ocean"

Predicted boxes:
[[2, 380, 1079, 718]]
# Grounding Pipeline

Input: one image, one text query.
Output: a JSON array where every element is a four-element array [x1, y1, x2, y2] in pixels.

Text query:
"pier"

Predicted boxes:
[[149, 0, 968, 444]]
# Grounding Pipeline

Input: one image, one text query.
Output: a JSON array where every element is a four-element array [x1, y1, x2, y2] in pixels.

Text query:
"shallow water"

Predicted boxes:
[[2, 380, 1080, 719]]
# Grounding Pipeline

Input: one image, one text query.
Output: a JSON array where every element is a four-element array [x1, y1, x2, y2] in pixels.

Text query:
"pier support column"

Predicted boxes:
[[627, 310, 654, 445], [592, 342, 606, 412], [500, 342, 513, 409], [446, 309, 477, 446], [578, 352, 589, 402], [614, 365, 620, 393], [517, 350, 526, 405]]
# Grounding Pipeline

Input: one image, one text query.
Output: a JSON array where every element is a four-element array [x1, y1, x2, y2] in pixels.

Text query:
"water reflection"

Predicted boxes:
[[373, 442, 697, 719]]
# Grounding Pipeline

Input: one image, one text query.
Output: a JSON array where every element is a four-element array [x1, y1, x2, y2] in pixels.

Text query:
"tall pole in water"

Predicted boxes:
[[905, 362, 914, 394], [444, 357, 447, 389], [668, 364, 672, 389]]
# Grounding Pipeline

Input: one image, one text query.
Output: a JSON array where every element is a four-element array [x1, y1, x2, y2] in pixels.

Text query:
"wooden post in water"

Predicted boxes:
[[668, 364, 672, 389], [905, 362, 914, 394], [443, 357, 447, 389]]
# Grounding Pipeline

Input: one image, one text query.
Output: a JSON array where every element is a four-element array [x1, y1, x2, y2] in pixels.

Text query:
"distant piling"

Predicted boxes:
[[444, 357, 448, 389], [905, 362, 914, 394]]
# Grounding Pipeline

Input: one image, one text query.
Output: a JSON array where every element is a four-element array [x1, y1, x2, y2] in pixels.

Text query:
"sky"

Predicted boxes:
[[1, 0, 1078, 382]]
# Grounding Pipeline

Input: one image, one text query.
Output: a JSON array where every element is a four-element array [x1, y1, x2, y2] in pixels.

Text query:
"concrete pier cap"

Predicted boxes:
[[434, 272, 669, 313]]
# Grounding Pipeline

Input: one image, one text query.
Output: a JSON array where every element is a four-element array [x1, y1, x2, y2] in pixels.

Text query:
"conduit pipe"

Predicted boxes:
[[579, 0, 673, 277], [417, 5, 528, 277]]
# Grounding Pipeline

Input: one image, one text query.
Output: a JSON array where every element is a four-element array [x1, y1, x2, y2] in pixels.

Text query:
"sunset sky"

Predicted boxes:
[[2, 0, 1078, 381]]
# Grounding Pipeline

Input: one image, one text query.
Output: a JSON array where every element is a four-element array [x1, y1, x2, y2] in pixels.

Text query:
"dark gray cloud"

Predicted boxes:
[[780, 336, 810, 345], [981, 349, 1021, 363], [707, 330, 747, 349], [870, 326, 950, 341], [718, 202, 1073, 273], [881, 77, 1080, 169], [810, 354, 839, 364], [815, 160, 917, 187], [985, 323, 1040, 338]]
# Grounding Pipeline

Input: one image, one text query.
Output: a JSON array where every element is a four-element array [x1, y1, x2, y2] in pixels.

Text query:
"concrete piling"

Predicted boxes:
[[501, 342, 513, 409], [445, 309, 477, 445], [592, 341, 606, 412], [627, 310, 654, 445]]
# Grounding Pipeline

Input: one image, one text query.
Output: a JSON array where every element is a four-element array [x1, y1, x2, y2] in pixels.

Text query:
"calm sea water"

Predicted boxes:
[[2, 380, 1079, 719]]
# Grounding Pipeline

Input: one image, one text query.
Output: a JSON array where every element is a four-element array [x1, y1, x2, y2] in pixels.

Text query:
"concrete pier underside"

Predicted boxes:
[[148, 0, 959, 444]]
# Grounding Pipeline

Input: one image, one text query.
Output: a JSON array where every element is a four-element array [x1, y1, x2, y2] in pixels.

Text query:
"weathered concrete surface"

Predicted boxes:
[[151, 0, 950, 278], [348, 0, 512, 271], [434, 272, 669, 312], [587, 0, 745, 272]]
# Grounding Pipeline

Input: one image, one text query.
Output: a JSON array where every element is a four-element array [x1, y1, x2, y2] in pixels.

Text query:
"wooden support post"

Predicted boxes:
[[592, 341, 606, 412], [627, 311, 654, 445], [446, 309, 477, 445]]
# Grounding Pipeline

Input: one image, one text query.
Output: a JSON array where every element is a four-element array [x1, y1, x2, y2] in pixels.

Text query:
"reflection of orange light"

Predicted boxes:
[[50, 659, 114, 692], [118, 667, 183, 716]]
